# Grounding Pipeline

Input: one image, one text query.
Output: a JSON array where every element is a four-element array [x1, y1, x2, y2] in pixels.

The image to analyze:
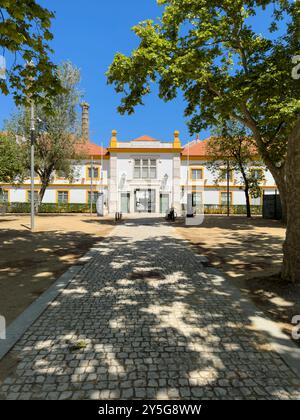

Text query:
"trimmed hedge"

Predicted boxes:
[[1, 202, 97, 214], [1, 202, 262, 215], [204, 204, 262, 215]]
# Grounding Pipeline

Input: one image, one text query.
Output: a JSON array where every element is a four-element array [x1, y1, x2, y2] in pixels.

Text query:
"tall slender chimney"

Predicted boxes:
[[80, 102, 90, 141]]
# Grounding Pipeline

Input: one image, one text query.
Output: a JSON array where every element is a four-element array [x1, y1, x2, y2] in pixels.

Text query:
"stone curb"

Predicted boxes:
[[0, 265, 82, 361], [173, 225, 300, 379]]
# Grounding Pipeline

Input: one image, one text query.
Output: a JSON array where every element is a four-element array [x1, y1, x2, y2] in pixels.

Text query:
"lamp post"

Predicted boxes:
[[227, 159, 230, 217], [30, 100, 35, 231], [90, 157, 94, 216], [26, 60, 36, 232]]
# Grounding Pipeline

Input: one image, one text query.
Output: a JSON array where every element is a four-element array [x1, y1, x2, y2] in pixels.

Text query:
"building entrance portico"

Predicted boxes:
[[119, 187, 171, 215], [134, 189, 156, 213]]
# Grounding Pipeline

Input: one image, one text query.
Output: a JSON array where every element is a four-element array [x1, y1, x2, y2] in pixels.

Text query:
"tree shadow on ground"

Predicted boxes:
[[0, 219, 19, 224], [176, 217, 300, 348], [188, 232, 283, 275], [0, 222, 299, 400], [83, 216, 168, 227], [176, 215, 284, 231], [0, 229, 109, 326]]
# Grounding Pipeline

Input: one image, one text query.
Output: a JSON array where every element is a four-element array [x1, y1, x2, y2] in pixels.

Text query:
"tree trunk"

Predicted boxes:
[[252, 147, 287, 223], [250, 142, 287, 223], [238, 160, 252, 218], [240, 116, 288, 223], [282, 116, 300, 283], [39, 172, 51, 207], [244, 187, 251, 218], [269, 169, 288, 225], [39, 181, 48, 204]]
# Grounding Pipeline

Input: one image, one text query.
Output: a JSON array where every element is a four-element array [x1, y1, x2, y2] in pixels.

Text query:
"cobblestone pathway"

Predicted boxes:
[[1, 218, 300, 400]]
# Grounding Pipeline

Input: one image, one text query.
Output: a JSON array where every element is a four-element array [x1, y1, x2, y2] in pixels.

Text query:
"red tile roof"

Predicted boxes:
[[182, 139, 209, 156], [182, 137, 258, 157], [131, 135, 160, 142], [75, 141, 107, 156]]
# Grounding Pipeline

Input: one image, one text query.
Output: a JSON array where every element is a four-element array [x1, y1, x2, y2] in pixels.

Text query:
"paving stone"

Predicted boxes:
[[59, 391, 73, 400], [191, 387, 204, 398], [179, 387, 191, 398], [121, 388, 134, 399], [0, 221, 299, 400]]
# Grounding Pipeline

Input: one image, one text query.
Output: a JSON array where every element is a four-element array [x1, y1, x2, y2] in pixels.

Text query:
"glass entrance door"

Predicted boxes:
[[135, 189, 156, 213], [121, 193, 130, 214], [160, 194, 169, 215]]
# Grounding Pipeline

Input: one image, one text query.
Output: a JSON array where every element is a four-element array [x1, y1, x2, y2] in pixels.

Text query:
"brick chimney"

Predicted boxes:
[[80, 102, 90, 141]]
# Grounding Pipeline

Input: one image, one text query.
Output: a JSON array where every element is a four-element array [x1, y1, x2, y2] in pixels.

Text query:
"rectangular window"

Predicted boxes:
[[57, 191, 69, 204], [251, 197, 261, 206], [150, 160, 157, 179], [220, 168, 234, 182], [192, 192, 203, 207], [251, 194, 262, 206], [142, 167, 148, 179], [133, 159, 157, 180], [191, 168, 203, 181], [134, 159, 141, 179], [88, 191, 99, 204], [0, 190, 9, 203], [221, 192, 232, 206], [141, 160, 149, 179], [134, 167, 140, 179], [27, 191, 39, 203], [150, 167, 157, 179], [88, 167, 99, 179]]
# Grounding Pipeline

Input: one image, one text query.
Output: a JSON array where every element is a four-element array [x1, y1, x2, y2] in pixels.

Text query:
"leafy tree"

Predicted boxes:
[[0, 0, 63, 106], [107, 0, 300, 283], [6, 61, 83, 203], [208, 121, 266, 218], [0, 132, 26, 183]]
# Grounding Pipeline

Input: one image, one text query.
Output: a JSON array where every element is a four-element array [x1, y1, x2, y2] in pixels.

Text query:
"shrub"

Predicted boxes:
[[5, 202, 97, 214], [204, 205, 262, 215]]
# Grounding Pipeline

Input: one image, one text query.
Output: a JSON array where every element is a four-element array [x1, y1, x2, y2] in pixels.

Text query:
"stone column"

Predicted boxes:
[[130, 188, 135, 214], [109, 154, 118, 214], [172, 131, 182, 215], [173, 154, 182, 214], [155, 187, 160, 214]]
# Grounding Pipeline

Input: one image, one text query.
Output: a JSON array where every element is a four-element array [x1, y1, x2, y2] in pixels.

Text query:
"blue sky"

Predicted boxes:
[[0, 1, 281, 147]]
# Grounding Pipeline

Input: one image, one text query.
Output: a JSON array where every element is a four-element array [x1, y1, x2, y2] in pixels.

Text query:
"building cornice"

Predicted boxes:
[[108, 148, 183, 154], [0, 183, 108, 188], [1, 183, 277, 189], [180, 184, 277, 189], [181, 156, 213, 161]]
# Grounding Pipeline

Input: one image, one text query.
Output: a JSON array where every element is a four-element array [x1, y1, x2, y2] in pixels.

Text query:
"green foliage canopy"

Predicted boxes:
[[208, 121, 266, 200], [107, 0, 300, 167], [0, 132, 26, 183], [0, 0, 63, 106], [5, 61, 83, 201]]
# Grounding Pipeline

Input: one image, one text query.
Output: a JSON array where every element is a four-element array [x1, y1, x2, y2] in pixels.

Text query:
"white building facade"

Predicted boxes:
[[0, 129, 278, 216]]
